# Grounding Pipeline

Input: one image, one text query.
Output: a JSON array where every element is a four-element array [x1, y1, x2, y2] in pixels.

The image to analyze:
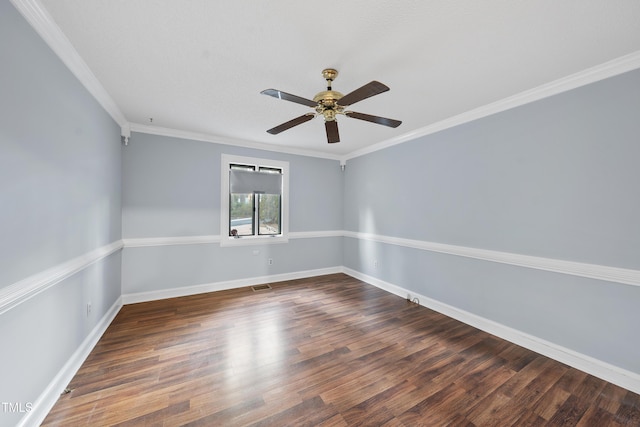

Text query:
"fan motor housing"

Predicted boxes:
[[313, 90, 344, 107]]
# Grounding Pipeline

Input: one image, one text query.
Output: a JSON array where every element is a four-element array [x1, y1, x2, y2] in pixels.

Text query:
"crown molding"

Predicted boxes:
[[343, 50, 640, 161], [13, 0, 639, 162], [131, 50, 640, 163], [128, 123, 343, 162], [10, 0, 128, 128]]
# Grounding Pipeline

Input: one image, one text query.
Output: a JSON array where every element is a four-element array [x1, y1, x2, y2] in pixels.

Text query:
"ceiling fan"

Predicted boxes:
[[261, 69, 401, 144]]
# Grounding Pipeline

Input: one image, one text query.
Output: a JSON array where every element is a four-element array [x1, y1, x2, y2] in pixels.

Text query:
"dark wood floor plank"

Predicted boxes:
[[41, 274, 640, 426], [512, 410, 548, 427], [615, 391, 640, 425], [548, 394, 590, 426], [595, 382, 627, 414], [531, 380, 572, 421]]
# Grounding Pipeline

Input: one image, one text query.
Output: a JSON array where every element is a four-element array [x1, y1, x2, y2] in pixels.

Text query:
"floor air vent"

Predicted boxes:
[[251, 284, 272, 292]]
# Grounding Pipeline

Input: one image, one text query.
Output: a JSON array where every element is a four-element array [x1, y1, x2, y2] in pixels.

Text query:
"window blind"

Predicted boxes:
[[229, 169, 282, 194]]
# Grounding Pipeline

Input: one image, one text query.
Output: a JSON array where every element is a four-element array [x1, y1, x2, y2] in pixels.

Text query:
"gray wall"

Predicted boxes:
[[343, 69, 640, 373], [0, 3, 122, 426], [2, 0, 639, 423], [121, 133, 343, 295]]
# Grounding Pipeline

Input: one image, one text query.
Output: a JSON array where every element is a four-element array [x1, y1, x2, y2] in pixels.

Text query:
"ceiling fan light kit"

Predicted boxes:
[[261, 69, 402, 144]]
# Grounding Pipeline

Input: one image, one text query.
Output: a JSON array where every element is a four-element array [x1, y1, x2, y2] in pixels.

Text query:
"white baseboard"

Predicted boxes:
[[18, 297, 123, 427], [121, 266, 342, 305], [342, 267, 640, 395], [14, 262, 639, 427]]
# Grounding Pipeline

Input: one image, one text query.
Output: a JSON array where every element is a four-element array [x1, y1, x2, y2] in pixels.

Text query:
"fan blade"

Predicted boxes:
[[325, 120, 340, 143], [267, 113, 315, 134], [261, 89, 317, 107], [337, 81, 390, 107], [344, 111, 402, 128]]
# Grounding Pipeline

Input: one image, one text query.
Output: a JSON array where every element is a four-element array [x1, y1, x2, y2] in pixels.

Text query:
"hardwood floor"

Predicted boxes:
[[42, 274, 640, 426]]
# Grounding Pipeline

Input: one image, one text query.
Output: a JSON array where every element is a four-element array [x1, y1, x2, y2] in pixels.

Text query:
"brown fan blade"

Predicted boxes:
[[337, 81, 390, 107], [344, 111, 402, 128], [267, 113, 315, 135], [261, 89, 317, 107], [325, 120, 340, 143]]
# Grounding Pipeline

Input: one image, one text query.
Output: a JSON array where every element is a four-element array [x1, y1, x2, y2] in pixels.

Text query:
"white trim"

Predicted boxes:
[[130, 51, 640, 163], [121, 231, 343, 248], [14, 0, 640, 163], [0, 240, 124, 315], [344, 231, 640, 288], [129, 123, 342, 161], [121, 266, 341, 304], [10, 0, 128, 128], [342, 50, 640, 161], [12, 0, 639, 163], [289, 230, 344, 239], [342, 267, 640, 395], [17, 297, 123, 427], [123, 235, 220, 248], [121, 231, 640, 287]]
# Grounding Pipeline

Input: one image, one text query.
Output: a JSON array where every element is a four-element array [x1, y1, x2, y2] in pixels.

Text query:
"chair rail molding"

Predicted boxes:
[[0, 240, 124, 315], [123, 231, 639, 287], [344, 231, 640, 287], [122, 230, 344, 248]]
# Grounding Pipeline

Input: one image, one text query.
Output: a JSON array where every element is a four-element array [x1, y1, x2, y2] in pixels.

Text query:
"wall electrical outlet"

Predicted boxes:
[[86, 302, 92, 317], [374, 260, 379, 268], [268, 258, 273, 265]]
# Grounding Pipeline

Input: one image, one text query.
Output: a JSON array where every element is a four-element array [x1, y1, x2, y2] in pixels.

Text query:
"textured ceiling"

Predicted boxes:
[[34, 0, 640, 157]]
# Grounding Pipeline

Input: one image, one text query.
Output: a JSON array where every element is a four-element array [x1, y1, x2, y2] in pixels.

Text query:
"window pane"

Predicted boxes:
[[258, 166, 281, 174], [230, 193, 254, 236], [258, 193, 281, 235], [230, 164, 255, 171]]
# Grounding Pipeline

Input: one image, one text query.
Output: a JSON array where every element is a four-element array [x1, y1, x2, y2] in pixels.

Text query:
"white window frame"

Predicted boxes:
[[221, 154, 289, 246]]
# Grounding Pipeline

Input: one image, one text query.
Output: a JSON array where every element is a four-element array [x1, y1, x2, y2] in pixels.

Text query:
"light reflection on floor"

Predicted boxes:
[[224, 307, 285, 386]]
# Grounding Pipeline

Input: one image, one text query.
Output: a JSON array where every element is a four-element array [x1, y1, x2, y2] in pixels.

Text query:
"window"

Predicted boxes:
[[221, 154, 289, 246]]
